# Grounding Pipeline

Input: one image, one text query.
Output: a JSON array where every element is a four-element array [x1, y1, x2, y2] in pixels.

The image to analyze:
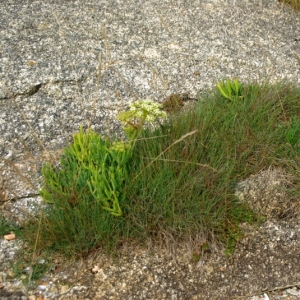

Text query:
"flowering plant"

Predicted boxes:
[[117, 100, 167, 139]]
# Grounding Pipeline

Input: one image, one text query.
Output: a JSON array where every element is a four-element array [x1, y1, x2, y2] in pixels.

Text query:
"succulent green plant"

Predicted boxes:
[[216, 78, 242, 102], [40, 126, 132, 216]]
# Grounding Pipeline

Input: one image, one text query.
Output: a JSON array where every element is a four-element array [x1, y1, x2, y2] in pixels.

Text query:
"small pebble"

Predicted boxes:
[[286, 288, 300, 296], [60, 285, 69, 293], [263, 293, 270, 300], [37, 285, 47, 291], [49, 285, 59, 294]]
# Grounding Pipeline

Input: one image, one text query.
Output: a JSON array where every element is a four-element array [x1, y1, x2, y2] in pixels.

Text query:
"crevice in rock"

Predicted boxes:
[[26, 83, 43, 96]]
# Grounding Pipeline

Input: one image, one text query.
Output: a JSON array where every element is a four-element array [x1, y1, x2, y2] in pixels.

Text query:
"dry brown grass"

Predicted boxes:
[[279, 0, 300, 11]]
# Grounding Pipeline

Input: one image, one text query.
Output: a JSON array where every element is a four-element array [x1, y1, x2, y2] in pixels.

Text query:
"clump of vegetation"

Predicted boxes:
[[23, 100, 167, 257], [22, 80, 300, 260], [0, 215, 22, 237], [162, 93, 185, 114], [40, 127, 131, 217], [278, 0, 300, 11]]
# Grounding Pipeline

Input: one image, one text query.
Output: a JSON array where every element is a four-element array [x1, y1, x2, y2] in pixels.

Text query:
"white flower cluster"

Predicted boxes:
[[129, 100, 167, 122]]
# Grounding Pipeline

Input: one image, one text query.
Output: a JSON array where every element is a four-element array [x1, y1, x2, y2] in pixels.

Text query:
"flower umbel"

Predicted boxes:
[[130, 100, 167, 121], [117, 100, 167, 139]]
